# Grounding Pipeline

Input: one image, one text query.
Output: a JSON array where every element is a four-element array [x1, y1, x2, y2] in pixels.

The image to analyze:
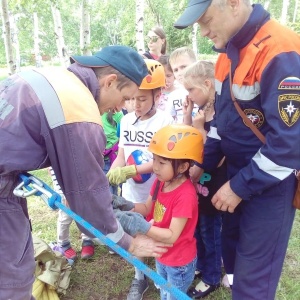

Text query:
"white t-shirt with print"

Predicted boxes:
[[167, 86, 199, 124], [119, 110, 174, 203]]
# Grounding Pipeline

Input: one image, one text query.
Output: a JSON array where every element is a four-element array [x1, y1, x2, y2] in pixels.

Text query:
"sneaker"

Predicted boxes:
[[222, 274, 230, 288], [107, 246, 116, 254], [63, 246, 77, 261], [187, 280, 219, 299], [127, 278, 149, 300], [49, 241, 65, 256], [49, 242, 77, 263], [81, 242, 95, 259], [222, 274, 232, 290], [194, 270, 202, 280]]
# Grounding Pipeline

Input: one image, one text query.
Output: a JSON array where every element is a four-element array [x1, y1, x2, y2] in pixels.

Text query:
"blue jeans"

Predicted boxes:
[[195, 213, 222, 286], [103, 158, 119, 195], [155, 257, 197, 300]]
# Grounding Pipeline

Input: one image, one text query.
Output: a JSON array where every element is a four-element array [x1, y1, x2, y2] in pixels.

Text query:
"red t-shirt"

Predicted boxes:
[[150, 53, 160, 60], [148, 178, 198, 266]]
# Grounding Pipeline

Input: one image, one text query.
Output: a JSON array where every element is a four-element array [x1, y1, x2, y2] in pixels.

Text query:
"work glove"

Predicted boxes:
[[111, 195, 135, 211], [114, 209, 151, 236], [107, 165, 137, 185]]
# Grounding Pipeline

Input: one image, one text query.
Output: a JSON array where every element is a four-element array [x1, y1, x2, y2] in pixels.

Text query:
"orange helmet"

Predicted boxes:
[[140, 59, 165, 89], [148, 124, 204, 164]]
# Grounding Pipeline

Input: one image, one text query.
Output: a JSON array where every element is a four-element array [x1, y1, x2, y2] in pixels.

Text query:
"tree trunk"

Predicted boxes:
[[135, 0, 145, 54], [10, 14, 20, 72], [1, 0, 16, 75], [192, 23, 198, 56], [80, 0, 92, 55], [280, 0, 290, 25], [51, 3, 69, 67], [263, 0, 270, 10], [293, 0, 298, 23], [33, 13, 42, 68]]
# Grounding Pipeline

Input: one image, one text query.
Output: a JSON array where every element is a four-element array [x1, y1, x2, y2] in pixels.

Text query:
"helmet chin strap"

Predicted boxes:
[[132, 90, 156, 125], [169, 160, 184, 181]]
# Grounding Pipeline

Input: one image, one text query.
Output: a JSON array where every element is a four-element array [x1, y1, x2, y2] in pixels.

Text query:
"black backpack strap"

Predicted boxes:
[[152, 180, 161, 201], [143, 51, 154, 59]]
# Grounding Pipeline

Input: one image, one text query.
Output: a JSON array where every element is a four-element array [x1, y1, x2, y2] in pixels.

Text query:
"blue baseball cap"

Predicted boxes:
[[70, 45, 148, 86], [174, 0, 212, 29]]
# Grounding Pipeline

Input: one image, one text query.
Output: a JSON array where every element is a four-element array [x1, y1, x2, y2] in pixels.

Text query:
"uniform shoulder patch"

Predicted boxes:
[[278, 94, 300, 126], [243, 109, 264, 128], [278, 77, 300, 90]]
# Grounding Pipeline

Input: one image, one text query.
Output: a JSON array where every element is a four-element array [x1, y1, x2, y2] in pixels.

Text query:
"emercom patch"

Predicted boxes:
[[243, 109, 264, 128], [278, 94, 300, 127]]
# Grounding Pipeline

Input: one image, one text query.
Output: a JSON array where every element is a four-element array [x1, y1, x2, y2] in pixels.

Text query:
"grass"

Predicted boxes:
[[27, 168, 300, 300]]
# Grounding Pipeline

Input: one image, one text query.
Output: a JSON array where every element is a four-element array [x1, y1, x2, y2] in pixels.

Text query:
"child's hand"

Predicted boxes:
[[112, 195, 135, 211], [192, 109, 206, 130], [107, 165, 137, 185], [182, 96, 193, 116], [115, 210, 151, 236]]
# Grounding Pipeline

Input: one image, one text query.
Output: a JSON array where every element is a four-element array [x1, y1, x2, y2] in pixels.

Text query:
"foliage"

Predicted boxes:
[[289, 21, 300, 33], [0, 0, 299, 65]]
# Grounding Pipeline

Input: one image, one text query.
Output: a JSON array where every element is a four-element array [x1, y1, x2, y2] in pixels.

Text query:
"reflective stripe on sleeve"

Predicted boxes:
[[215, 78, 261, 101], [232, 82, 261, 101], [253, 149, 294, 180], [207, 126, 221, 140], [215, 79, 222, 95], [18, 70, 66, 129]]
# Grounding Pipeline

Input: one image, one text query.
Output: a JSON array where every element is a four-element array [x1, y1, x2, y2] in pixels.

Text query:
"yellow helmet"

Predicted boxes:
[[140, 59, 165, 89], [148, 124, 204, 164]]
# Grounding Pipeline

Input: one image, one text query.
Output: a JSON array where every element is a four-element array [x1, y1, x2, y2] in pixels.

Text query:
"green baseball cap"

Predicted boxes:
[[71, 45, 148, 86], [174, 0, 212, 29]]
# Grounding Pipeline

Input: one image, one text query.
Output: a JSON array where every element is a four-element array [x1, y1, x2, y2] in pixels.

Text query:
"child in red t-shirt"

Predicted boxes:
[[132, 124, 204, 299]]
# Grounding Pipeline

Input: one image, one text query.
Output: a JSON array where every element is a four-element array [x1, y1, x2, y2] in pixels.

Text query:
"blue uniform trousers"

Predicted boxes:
[[232, 174, 296, 300]]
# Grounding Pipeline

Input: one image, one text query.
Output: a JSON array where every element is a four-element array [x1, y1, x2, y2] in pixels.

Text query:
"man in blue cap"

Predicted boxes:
[[0, 45, 172, 299], [175, 0, 300, 299]]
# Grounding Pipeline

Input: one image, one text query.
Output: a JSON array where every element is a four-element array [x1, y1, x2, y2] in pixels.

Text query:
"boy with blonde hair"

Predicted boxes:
[[167, 47, 199, 123]]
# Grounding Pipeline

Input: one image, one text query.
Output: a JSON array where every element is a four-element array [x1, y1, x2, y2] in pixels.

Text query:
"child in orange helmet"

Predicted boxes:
[[130, 124, 204, 299]]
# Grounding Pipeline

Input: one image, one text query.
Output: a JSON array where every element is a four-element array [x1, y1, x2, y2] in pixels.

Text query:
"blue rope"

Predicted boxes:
[[56, 202, 191, 299], [18, 174, 191, 300]]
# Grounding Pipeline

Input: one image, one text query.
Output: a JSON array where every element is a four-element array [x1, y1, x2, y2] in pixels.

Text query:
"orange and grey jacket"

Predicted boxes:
[[0, 63, 131, 249], [201, 4, 300, 200]]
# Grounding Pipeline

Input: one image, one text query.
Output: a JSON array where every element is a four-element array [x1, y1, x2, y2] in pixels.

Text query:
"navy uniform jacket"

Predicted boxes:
[[202, 4, 300, 200]]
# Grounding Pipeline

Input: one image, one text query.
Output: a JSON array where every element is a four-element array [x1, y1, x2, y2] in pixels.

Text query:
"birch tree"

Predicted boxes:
[[263, 0, 270, 10], [1, 0, 16, 75], [192, 23, 198, 56], [280, 0, 290, 25], [80, 0, 91, 55], [33, 12, 42, 67], [10, 13, 21, 72], [51, 2, 69, 67], [136, 0, 145, 53], [293, 0, 298, 23]]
